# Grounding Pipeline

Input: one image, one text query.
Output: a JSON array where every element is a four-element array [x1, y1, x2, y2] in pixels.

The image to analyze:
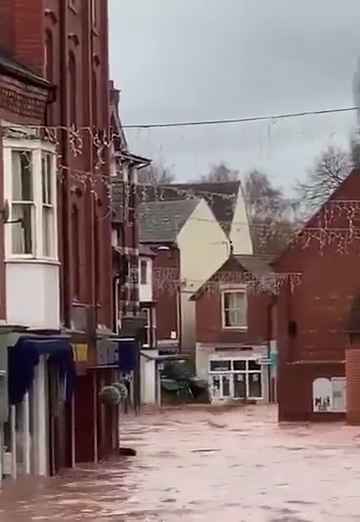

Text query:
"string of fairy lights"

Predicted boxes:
[[3, 120, 360, 294]]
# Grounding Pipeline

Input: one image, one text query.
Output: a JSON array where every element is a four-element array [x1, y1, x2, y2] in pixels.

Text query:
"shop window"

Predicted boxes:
[[209, 358, 263, 401]]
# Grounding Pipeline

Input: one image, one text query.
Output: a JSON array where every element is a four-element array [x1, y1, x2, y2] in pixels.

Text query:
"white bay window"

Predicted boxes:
[[4, 139, 57, 260]]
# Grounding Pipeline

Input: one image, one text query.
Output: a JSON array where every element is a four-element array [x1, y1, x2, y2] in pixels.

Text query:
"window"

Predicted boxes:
[[222, 290, 247, 329], [92, 69, 98, 128], [4, 142, 57, 259], [91, 0, 98, 29], [209, 358, 263, 400], [210, 360, 231, 372], [94, 215, 101, 304], [140, 259, 148, 285], [68, 52, 77, 126], [11, 151, 34, 255], [141, 307, 156, 348], [71, 205, 80, 299], [141, 308, 151, 347], [44, 30, 53, 82], [42, 153, 54, 257]]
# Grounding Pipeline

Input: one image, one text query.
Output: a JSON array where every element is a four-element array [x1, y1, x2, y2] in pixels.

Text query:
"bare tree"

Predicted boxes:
[[243, 170, 298, 256], [138, 162, 175, 185], [295, 145, 353, 212], [199, 162, 239, 183]]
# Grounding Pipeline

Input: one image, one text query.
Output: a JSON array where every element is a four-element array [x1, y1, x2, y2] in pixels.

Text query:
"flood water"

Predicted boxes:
[[1, 404, 360, 521]]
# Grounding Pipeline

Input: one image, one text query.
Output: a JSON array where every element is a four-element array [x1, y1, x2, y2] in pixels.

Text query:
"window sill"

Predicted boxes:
[[5, 257, 60, 266], [222, 326, 248, 332]]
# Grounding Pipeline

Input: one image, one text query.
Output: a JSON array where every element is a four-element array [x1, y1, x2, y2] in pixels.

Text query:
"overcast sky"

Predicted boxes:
[[109, 0, 360, 191]]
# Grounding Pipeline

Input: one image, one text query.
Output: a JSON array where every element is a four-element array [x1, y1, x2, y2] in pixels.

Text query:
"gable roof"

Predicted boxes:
[[143, 181, 240, 236], [191, 254, 272, 300], [139, 199, 200, 244], [0, 49, 50, 88], [274, 169, 360, 267], [234, 255, 273, 275]]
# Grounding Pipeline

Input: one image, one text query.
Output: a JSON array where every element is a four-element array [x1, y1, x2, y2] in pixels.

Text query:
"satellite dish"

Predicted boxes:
[[0, 200, 9, 223]]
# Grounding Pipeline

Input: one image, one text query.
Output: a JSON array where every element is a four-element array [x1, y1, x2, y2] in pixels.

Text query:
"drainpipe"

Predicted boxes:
[[59, 1, 71, 328]]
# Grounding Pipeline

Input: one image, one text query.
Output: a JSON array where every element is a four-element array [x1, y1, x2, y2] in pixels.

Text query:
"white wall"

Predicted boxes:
[[230, 184, 253, 255], [140, 351, 158, 404], [6, 261, 60, 329], [196, 343, 269, 402], [139, 256, 153, 303], [177, 199, 229, 350]]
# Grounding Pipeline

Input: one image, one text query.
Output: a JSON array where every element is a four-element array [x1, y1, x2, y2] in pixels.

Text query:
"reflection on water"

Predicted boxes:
[[1, 405, 360, 521]]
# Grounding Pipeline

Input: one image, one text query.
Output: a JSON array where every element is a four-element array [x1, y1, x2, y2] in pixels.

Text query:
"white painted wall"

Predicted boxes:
[[140, 351, 158, 404], [229, 184, 253, 255], [177, 199, 229, 350], [196, 343, 269, 402], [139, 256, 153, 302], [6, 261, 60, 329]]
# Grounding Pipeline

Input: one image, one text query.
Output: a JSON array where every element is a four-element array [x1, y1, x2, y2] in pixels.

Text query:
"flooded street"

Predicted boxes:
[[1, 405, 360, 521]]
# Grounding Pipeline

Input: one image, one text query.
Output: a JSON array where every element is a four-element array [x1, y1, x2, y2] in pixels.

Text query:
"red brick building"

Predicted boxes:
[[275, 170, 360, 422], [0, 0, 117, 475], [192, 255, 275, 403]]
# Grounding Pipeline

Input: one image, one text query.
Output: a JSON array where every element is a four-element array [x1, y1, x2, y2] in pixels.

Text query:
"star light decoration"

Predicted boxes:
[[153, 267, 303, 296], [4, 123, 360, 258]]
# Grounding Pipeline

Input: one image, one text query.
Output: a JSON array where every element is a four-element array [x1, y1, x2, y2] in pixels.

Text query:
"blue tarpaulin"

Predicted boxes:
[[8, 336, 76, 405]]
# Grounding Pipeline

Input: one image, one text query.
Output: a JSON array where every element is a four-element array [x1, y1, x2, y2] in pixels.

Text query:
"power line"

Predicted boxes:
[[123, 105, 359, 129]]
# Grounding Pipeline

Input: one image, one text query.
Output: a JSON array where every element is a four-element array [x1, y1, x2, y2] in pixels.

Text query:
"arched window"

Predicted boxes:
[[92, 69, 98, 128], [94, 214, 101, 304], [71, 204, 80, 299], [44, 30, 53, 82], [68, 51, 77, 126]]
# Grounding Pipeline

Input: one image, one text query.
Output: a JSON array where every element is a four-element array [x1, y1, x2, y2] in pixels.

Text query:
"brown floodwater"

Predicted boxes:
[[1, 404, 360, 521]]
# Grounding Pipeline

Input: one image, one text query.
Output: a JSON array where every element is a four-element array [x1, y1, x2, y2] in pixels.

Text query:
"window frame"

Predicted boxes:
[[209, 357, 263, 400], [141, 307, 151, 348], [140, 259, 148, 285], [3, 138, 58, 262], [221, 287, 248, 330]]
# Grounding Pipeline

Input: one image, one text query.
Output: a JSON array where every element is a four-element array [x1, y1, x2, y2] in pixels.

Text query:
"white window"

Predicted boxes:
[[209, 358, 263, 400], [4, 138, 57, 260], [41, 153, 54, 258], [222, 289, 247, 329], [11, 150, 34, 255], [141, 308, 151, 347]]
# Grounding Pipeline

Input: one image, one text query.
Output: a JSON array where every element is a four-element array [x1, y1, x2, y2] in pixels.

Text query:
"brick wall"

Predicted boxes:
[[153, 246, 180, 343], [195, 289, 271, 345], [275, 172, 360, 421]]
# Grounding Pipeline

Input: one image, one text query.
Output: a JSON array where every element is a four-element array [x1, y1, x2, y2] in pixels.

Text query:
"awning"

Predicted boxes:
[[8, 336, 76, 405]]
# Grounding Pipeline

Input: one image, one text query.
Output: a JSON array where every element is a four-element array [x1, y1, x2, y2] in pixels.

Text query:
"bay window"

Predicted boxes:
[[4, 139, 57, 260], [11, 151, 34, 255]]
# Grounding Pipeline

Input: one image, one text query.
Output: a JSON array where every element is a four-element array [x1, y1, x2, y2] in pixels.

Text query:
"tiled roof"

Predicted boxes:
[[139, 199, 200, 243], [234, 255, 272, 275], [143, 181, 240, 236]]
